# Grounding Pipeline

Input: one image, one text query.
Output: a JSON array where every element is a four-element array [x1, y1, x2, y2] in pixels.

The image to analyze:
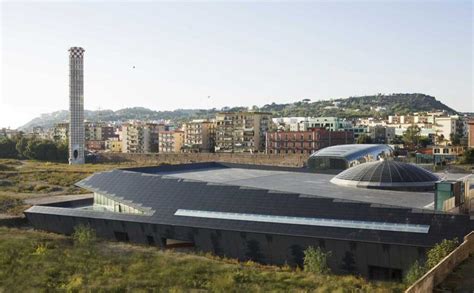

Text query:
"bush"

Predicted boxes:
[[404, 260, 425, 285], [425, 238, 459, 269], [72, 224, 96, 246], [303, 246, 331, 274]]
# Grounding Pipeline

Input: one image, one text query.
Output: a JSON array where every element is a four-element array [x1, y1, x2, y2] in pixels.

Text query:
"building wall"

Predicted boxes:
[[26, 212, 425, 280], [265, 129, 354, 154], [98, 152, 309, 167], [215, 112, 272, 153], [183, 120, 216, 153], [468, 120, 474, 148]]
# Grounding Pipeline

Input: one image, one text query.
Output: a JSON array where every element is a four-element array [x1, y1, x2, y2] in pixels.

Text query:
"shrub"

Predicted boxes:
[[0, 179, 13, 187], [303, 246, 331, 274], [425, 238, 459, 270], [72, 224, 96, 246], [404, 260, 425, 285]]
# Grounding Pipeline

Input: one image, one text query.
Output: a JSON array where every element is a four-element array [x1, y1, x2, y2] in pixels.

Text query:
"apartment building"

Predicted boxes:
[[121, 122, 165, 153], [85, 122, 115, 141], [105, 137, 122, 153], [265, 128, 354, 154], [182, 120, 216, 153], [53, 123, 69, 142], [434, 116, 458, 144], [158, 130, 184, 153], [215, 112, 272, 153], [289, 117, 353, 132], [468, 120, 474, 148]]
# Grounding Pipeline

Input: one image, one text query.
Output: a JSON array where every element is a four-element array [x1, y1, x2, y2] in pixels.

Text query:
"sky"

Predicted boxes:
[[1, 0, 472, 129]]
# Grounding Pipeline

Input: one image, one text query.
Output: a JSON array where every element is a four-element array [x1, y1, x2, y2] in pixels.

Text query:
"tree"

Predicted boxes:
[[356, 134, 373, 144], [0, 138, 18, 158], [418, 137, 433, 148], [449, 133, 462, 146], [461, 148, 474, 164], [303, 246, 331, 274], [403, 125, 421, 150], [16, 137, 29, 159]]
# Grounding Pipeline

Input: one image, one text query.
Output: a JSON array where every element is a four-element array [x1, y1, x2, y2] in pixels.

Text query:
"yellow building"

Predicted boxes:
[[106, 138, 123, 153]]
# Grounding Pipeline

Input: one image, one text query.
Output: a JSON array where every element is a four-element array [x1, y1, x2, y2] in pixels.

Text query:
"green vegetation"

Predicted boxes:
[[404, 238, 460, 285], [19, 93, 456, 130], [402, 125, 421, 150], [460, 148, 474, 164], [0, 159, 143, 198], [303, 246, 331, 274], [0, 227, 402, 292], [0, 194, 26, 215], [0, 136, 67, 162], [356, 134, 373, 144]]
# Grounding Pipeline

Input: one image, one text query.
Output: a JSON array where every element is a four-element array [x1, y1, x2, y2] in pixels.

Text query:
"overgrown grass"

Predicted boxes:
[[0, 227, 403, 292], [0, 159, 147, 196], [0, 195, 27, 215]]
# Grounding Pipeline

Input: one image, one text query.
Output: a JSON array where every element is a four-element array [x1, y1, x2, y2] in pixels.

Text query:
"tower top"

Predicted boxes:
[[69, 47, 85, 58]]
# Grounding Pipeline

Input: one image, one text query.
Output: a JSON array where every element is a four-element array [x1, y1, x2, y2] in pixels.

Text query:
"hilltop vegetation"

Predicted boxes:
[[19, 93, 456, 131]]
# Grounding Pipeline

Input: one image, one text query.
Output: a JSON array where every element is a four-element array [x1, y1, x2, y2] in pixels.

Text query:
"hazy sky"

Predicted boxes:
[[1, 1, 472, 128]]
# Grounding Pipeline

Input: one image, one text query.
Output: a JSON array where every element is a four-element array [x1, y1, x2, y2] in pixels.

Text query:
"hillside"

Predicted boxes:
[[19, 93, 457, 131]]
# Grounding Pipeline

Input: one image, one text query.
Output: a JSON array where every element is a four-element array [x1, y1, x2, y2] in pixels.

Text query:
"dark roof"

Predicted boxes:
[[30, 167, 469, 247], [331, 160, 440, 190]]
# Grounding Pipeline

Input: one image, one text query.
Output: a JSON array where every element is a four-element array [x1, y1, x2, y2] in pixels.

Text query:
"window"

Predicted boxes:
[[174, 209, 430, 233]]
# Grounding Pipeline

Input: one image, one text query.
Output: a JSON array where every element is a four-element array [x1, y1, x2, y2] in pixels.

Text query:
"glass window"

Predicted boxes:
[[174, 209, 430, 233]]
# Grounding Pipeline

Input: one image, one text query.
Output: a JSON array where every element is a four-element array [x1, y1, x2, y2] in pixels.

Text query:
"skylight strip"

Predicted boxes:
[[174, 209, 430, 234]]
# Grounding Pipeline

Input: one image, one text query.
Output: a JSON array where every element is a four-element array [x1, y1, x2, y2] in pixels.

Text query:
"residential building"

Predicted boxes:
[[468, 120, 474, 148], [158, 130, 184, 153], [121, 122, 164, 153], [265, 128, 353, 154], [291, 117, 353, 132], [182, 120, 216, 153], [434, 116, 458, 144], [86, 140, 105, 152], [105, 137, 122, 153], [85, 122, 116, 141], [215, 112, 272, 153], [53, 123, 69, 142]]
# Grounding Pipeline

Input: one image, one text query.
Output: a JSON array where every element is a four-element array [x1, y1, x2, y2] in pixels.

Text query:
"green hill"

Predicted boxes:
[[19, 93, 457, 131]]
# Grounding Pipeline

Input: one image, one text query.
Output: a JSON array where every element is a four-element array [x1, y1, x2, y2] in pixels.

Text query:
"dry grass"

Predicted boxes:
[[0, 227, 404, 292]]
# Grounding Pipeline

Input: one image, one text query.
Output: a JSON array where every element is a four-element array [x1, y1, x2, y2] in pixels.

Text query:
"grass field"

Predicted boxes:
[[0, 227, 403, 292], [0, 159, 141, 196]]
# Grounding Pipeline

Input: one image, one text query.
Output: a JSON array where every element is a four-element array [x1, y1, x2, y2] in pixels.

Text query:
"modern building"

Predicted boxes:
[[307, 144, 394, 171], [158, 130, 184, 153], [182, 120, 216, 153], [85, 122, 116, 141], [68, 47, 85, 165], [25, 162, 474, 281], [53, 123, 69, 142], [215, 112, 272, 153], [330, 160, 440, 191], [290, 117, 353, 132], [265, 128, 353, 154]]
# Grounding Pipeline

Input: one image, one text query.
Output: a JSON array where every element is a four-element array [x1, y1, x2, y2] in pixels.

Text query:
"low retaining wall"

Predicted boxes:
[[405, 231, 474, 293], [97, 153, 309, 168]]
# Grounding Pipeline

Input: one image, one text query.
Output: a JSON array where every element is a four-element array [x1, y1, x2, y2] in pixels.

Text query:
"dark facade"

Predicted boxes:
[[24, 163, 473, 281], [266, 128, 354, 155]]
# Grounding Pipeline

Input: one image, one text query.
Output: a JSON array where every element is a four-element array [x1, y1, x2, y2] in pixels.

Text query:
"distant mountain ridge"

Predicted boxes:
[[18, 93, 457, 131]]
